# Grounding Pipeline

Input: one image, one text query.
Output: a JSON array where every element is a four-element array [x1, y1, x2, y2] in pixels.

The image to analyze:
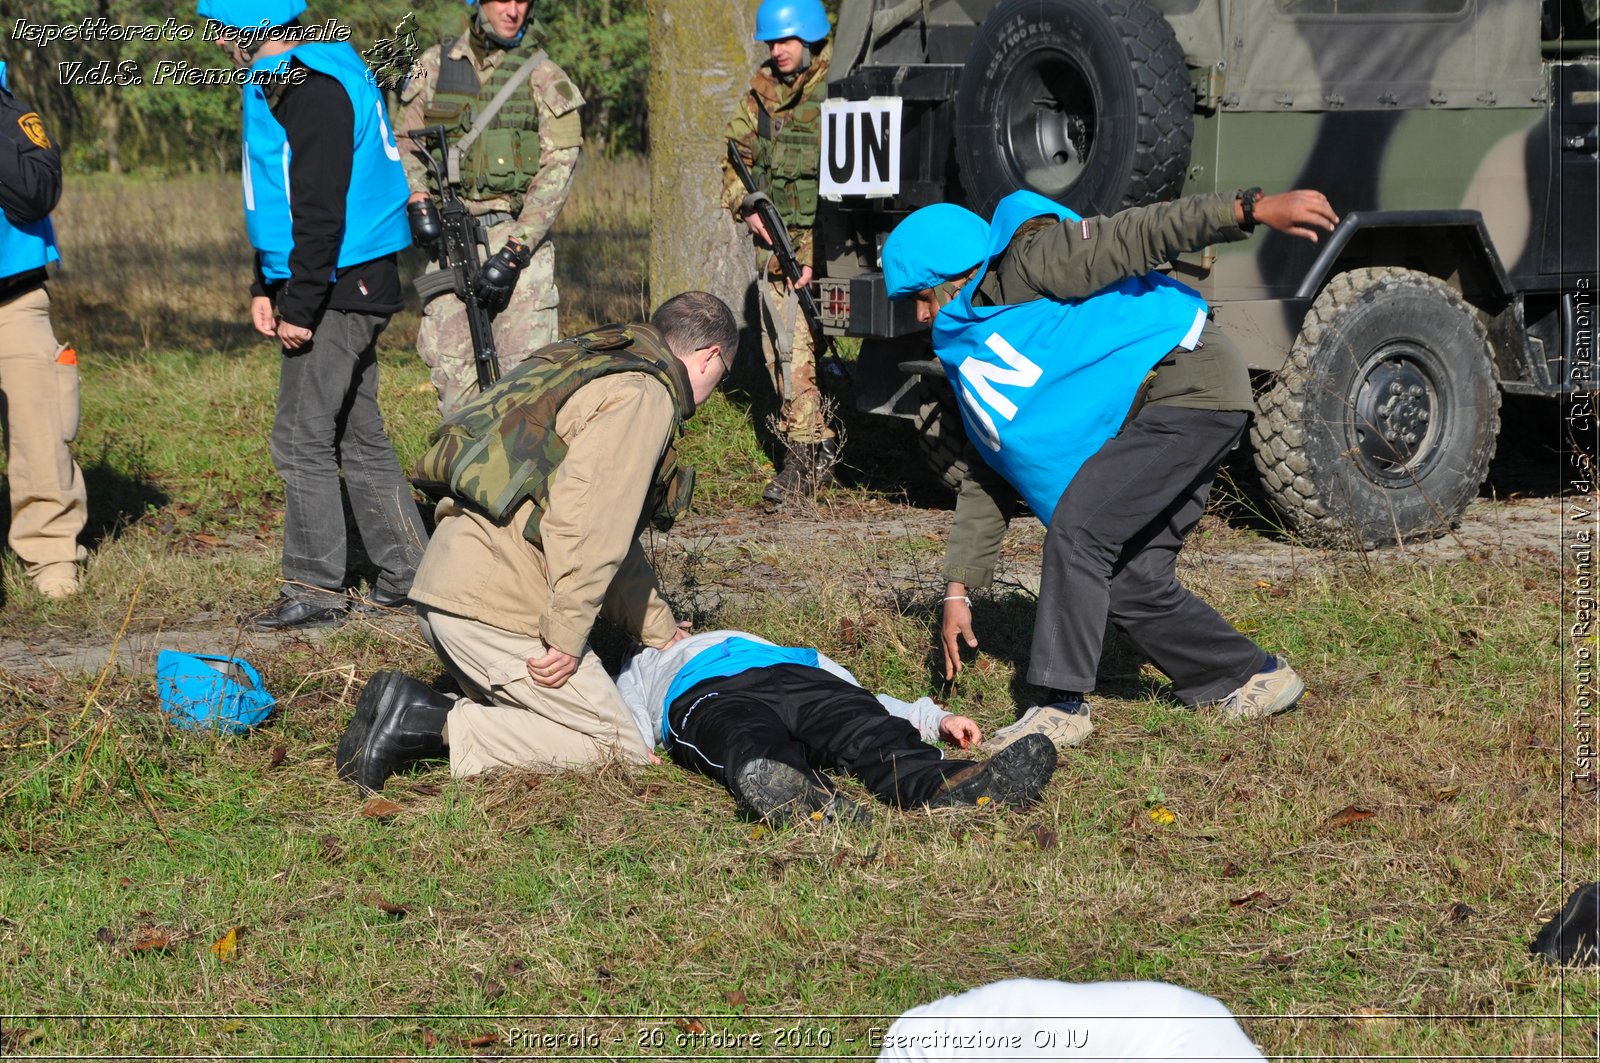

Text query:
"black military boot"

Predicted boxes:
[[925, 733, 1057, 810], [810, 438, 841, 490], [761, 441, 817, 504], [336, 671, 452, 793]]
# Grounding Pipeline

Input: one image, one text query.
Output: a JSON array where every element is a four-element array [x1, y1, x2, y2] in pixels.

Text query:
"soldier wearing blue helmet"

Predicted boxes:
[[199, 0, 430, 630], [721, 0, 837, 504]]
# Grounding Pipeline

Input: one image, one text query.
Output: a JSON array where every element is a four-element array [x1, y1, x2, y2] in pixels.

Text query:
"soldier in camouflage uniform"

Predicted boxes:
[[398, 0, 583, 416], [334, 293, 739, 793], [721, 0, 836, 503]]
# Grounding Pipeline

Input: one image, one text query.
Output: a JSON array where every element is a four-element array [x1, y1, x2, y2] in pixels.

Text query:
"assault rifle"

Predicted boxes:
[[406, 124, 532, 393], [725, 140, 849, 382]]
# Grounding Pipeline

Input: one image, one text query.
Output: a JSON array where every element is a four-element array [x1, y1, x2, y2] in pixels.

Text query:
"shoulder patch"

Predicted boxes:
[[529, 62, 584, 116], [18, 112, 50, 151]]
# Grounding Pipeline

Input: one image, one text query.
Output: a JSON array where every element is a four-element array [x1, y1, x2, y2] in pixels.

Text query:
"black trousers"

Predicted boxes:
[[665, 664, 965, 808], [1029, 405, 1268, 705]]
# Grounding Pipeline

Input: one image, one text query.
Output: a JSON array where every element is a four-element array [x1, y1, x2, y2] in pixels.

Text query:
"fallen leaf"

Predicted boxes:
[[410, 783, 441, 796], [192, 532, 225, 547], [0, 1027, 43, 1051], [839, 617, 857, 647], [1220, 861, 1242, 878], [1432, 785, 1461, 802], [831, 850, 848, 869], [131, 928, 171, 952], [1324, 805, 1376, 830], [1261, 952, 1294, 968], [210, 927, 240, 963], [480, 979, 504, 1002], [597, 966, 614, 982], [319, 835, 343, 862], [748, 825, 768, 841], [1230, 890, 1267, 908], [1445, 901, 1475, 924], [117, 877, 133, 888], [362, 797, 404, 819], [360, 892, 408, 917], [506, 959, 527, 976], [975, 795, 991, 808], [421, 1029, 440, 1049], [974, 657, 994, 674], [676, 1019, 708, 1035], [94, 927, 115, 945], [808, 809, 825, 821], [725, 990, 747, 1006], [1148, 806, 1176, 826], [1031, 825, 1059, 850], [268, 746, 287, 770], [462, 1033, 500, 1047]]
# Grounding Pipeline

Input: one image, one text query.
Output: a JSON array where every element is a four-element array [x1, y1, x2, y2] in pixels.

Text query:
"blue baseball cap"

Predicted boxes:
[[881, 203, 990, 298], [196, 0, 308, 29]]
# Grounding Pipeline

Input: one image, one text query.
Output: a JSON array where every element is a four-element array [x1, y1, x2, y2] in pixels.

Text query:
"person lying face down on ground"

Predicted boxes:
[[614, 629, 1059, 825]]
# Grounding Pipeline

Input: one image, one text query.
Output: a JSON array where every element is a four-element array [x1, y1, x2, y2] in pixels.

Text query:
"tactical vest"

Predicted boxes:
[[424, 30, 544, 213], [749, 48, 828, 230], [0, 63, 59, 283], [242, 43, 412, 281], [413, 323, 697, 545]]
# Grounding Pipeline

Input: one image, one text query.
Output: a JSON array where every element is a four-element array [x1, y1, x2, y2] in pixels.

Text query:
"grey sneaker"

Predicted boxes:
[[983, 702, 1094, 754], [1215, 657, 1306, 720], [730, 758, 869, 827]]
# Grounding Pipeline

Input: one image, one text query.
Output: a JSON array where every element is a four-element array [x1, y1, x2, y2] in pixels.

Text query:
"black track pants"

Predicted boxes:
[[665, 664, 965, 808]]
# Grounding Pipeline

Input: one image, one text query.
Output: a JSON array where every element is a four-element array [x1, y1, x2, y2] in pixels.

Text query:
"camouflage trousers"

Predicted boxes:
[[758, 275, 834, 444], [418, 238, 560, 417]]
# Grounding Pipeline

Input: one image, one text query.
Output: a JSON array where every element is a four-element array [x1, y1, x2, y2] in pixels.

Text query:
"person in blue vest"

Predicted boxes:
[[0, 59, 86, 600], [881, 186, 1338, 748], [201, 0, 430, 630], [615, 629, 1059, 825]]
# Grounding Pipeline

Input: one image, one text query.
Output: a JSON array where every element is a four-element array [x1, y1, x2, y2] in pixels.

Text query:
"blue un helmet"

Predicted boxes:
[[754, 0, 831, 42], [195, 0, 307, 28], [881, 204, 990, 299]]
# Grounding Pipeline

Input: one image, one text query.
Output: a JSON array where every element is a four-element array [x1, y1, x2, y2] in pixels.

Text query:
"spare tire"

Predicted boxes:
[[954, 0, 1192, 218]]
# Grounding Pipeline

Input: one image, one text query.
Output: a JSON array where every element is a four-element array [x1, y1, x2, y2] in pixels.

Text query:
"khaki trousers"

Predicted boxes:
[[0, 287, 86, 571], [416, 604, 651, 777]]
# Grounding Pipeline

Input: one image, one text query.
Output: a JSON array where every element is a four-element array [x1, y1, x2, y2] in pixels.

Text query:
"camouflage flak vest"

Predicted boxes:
[[413, 324, 697, 545], [750, 60, 827, 230], [424, 32, 544, 213]]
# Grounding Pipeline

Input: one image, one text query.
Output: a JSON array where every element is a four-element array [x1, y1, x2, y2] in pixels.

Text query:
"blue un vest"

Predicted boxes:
[[241, 43, 411, 281], [932, 190, 1209, 522], [0, 61, 60, 283], [662, 638, 821, 740]]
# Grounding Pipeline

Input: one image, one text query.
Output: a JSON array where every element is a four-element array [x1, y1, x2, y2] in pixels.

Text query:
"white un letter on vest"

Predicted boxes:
[[955, 333, 1042, 452]]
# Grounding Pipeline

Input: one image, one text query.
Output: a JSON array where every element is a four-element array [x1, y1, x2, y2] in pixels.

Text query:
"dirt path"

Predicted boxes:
[[0, 493, 1566, 680]]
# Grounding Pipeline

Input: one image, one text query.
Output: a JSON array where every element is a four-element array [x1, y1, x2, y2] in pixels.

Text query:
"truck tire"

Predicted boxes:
[[914, 384, 971, 494], [1250, 267, 1501, 548], [954, 0, 1192, 218]]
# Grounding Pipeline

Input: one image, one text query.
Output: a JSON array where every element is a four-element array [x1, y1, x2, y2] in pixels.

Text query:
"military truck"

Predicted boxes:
[[815, 0, 1598, 546]]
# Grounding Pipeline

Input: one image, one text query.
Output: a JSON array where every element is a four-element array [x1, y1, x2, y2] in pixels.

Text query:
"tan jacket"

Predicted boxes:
[[410, 373, 680, 656]]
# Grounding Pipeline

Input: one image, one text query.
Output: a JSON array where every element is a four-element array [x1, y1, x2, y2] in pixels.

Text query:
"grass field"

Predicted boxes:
[[0, 166, 1595, 1059]]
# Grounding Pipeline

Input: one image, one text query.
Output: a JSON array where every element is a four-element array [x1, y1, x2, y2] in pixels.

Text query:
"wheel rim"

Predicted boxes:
[[997, 49, 1097, 197], [1348, 342, 1447, 484]]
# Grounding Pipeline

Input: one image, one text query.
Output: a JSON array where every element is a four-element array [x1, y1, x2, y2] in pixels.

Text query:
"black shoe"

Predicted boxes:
[[336, 670, 452, 793], [1532, 883, 1600, 966], [349, 586, 414, 614], [242, 594, 348, 632], [926, 732, 1057, 809], [729, 758, 869, 827]]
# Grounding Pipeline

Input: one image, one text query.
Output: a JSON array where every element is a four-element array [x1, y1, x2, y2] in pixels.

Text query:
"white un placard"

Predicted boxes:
[[819, 98, 902, 198]]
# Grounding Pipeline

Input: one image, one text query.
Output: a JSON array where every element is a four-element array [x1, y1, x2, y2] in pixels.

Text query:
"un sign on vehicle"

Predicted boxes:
[[820, 98, 902, 198]]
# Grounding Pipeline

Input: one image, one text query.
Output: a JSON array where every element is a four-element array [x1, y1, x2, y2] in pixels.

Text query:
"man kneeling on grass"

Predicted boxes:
[[613, 630, 1058, 825], [339, 627, 1058, 824]]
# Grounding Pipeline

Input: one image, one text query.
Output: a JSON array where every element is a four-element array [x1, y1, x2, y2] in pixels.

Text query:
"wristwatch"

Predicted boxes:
[[1238, 187, 1263, 232]]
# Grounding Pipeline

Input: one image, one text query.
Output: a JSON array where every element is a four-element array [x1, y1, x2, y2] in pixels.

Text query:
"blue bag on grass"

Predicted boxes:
[[156, 650, 276, 734]]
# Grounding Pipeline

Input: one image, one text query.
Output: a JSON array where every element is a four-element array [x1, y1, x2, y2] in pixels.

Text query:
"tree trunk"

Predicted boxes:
[[646, 0, 763, 337], [100, 87, 122, 175]]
